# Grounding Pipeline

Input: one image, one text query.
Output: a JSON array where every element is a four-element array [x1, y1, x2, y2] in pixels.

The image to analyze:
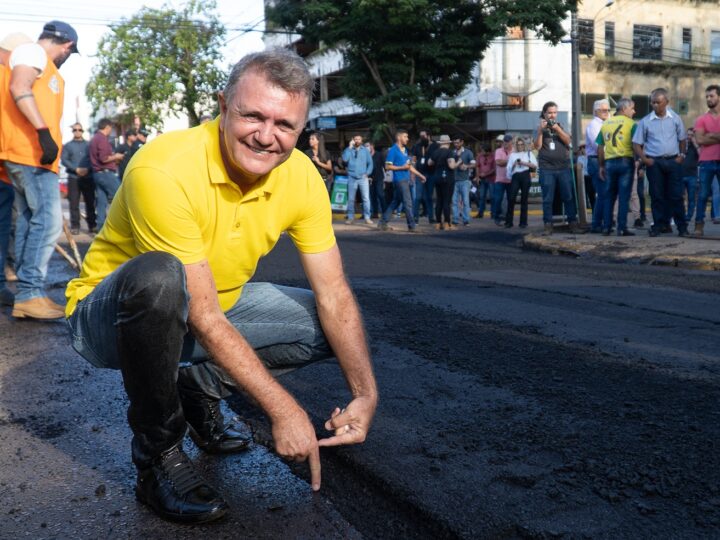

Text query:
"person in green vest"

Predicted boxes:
[[597, 98, 637, 236]]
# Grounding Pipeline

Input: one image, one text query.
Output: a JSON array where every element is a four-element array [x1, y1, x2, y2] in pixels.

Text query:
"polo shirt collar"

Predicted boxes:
[[203, 118, 276, 199]]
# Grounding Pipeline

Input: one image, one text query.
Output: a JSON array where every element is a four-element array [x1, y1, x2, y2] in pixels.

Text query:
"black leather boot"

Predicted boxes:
[[135, 444, 228, 523], [177, 371, 251, 454]]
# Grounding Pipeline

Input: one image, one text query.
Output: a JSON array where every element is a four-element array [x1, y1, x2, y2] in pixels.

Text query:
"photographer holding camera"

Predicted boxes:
[[534, 101, 581, 235]]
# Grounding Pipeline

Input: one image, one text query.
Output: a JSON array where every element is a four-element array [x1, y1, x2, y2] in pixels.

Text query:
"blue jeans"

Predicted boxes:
[[382, 180, 415, 229], [682, 175, 698, 222], [492, 182, 511, 220], [4, 161, 62, 302], [588, 157, 608, 229], [694, 161, 720, 224], [646, 157, 686, 231], [346, 175, 371, 220], [713, 176, 720, 219], [604, 158, 634, 233], [413, 177, 435, 221], [0, 181, 14, 291], [94, 170, 121, 230], [67, 251, 331, 461], [452, 179, 471, 224], [371, 179, 387, 217], [476, 180, 492, 217], [539, 168, 578, 224], [539, 169, 580, 223]]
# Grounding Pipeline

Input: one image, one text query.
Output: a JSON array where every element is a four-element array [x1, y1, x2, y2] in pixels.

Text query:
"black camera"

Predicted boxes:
[[546, 119, 557, 128]]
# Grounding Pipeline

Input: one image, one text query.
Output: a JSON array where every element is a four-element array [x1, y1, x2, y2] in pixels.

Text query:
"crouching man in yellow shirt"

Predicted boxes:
[[65, 49, 377, 524]]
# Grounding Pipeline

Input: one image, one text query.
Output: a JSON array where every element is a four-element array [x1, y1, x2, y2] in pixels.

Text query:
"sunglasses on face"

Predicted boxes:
[[72, 128, 83, 132]]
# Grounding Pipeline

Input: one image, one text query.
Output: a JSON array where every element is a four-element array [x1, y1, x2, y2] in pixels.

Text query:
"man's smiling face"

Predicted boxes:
[[218, 69, 307, 184]]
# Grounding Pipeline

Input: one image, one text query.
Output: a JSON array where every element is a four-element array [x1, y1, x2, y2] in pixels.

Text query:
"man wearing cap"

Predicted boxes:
[[585, 99, 611, 233], [116, 128, 138, 180], [89, 118, 124, 230], [61, 123, 96, 235], [492, 134, 514, 225], [0, 21, 79, 320]]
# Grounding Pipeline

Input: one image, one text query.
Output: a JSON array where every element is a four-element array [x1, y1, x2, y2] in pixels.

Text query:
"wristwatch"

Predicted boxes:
[[679, 153, 686, 158]]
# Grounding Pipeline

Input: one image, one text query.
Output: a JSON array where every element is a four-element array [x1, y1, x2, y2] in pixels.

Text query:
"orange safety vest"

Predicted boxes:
[[0, 49, 64, 174], [0, 64, 9, 184]]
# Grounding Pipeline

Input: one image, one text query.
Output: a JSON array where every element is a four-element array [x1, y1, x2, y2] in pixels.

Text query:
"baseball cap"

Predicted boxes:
[[502, 134, 513, 142], [43, 21, 79, 54], [495, 134, 505, 142], [138, 128, 149, 137], [0, 32, 32, 52]]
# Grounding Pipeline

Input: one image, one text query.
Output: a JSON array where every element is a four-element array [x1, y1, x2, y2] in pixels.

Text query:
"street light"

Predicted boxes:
[[570, 0, 614, 225]]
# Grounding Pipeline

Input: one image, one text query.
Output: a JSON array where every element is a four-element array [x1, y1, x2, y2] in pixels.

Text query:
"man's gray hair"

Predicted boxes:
[[593, 98, 610, 114], [223, 48, 314, 110], [616, 97, 634, 113]]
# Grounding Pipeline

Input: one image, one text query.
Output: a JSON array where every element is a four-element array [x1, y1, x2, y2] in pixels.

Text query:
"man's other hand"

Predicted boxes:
[[319, 395, 377, 448]]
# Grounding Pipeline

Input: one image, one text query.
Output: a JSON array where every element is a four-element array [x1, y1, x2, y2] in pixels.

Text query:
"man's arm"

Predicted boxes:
[[298, 245, 378, 447], [184, 259, 325, 490], [553, 124, 572, 146], [9, 64, 45, 128]]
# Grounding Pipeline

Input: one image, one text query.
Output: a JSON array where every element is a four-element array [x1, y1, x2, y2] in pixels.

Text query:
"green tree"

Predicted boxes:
[[267, 0, 577, 139], [87, 0, 226, 128]]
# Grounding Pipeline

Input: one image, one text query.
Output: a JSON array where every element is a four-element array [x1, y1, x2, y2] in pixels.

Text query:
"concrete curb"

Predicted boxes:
[[523, 233, 720, 271]]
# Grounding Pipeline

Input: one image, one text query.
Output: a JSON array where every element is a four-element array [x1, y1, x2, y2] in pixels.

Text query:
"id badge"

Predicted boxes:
[[420, 157, 426, 165], [549, 141, 556, 151]]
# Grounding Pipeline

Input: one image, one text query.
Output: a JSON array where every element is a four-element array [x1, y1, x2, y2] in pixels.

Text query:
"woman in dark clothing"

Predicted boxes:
[[428, 135, 458, 230], [305, 132, 333, 194]]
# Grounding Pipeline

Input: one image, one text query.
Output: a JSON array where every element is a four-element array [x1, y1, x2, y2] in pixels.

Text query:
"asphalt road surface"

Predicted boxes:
[[1, 223, 718, 539]]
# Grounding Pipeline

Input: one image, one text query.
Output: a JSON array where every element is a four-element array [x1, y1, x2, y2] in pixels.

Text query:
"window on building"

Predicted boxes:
[[605, 22, 615, 58], [633, 24, 662, 60], [712, 31, 720, 64], [632, 94, 651, 116], [682, 28, 692, 61], [581, 93, 605, 115], [578, 19, 594, 56]]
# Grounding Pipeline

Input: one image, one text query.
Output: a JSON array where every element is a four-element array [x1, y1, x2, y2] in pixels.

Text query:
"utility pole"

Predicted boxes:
[[571, 10, 588, 225]]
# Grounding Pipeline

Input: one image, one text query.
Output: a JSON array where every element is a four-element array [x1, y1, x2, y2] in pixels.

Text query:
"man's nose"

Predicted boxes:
[[255, 122, 274, 146]]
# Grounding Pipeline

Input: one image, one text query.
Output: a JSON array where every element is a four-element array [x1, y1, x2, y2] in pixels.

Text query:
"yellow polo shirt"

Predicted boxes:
[[65, 119, 335, 316]]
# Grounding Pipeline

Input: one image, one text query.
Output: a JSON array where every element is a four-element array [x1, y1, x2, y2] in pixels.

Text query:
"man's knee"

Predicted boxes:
[[119, 252, 187, 316]]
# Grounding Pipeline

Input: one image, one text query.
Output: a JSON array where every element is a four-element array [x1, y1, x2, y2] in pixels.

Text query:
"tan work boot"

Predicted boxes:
[[693, 222, 704, 237], [542, 223, 553, 236], [12, 297, 65, 320]]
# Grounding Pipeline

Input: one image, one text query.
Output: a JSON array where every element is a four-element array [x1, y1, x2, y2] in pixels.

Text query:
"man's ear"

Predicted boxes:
[[218, 91, 227, 115]]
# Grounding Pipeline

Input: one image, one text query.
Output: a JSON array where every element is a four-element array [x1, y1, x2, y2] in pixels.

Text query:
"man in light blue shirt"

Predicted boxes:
[[585, 99, 611, 232], [632, 88, 688, 237], [341, 134, 373, 224]]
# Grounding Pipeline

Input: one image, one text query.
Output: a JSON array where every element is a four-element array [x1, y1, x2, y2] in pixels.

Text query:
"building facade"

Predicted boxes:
[[578, 0, 720, 125]]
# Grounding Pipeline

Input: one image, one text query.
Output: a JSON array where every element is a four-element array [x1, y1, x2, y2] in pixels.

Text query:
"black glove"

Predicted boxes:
[[36, 128, 58, 165]]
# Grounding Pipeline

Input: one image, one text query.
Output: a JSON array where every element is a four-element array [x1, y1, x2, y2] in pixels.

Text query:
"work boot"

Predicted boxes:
[[135, 444, 228, 523], [542, 223, 553, 236], [693, 222, 704, 237], [12, 297, 65, 320], [178, 373, 251, 454]]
